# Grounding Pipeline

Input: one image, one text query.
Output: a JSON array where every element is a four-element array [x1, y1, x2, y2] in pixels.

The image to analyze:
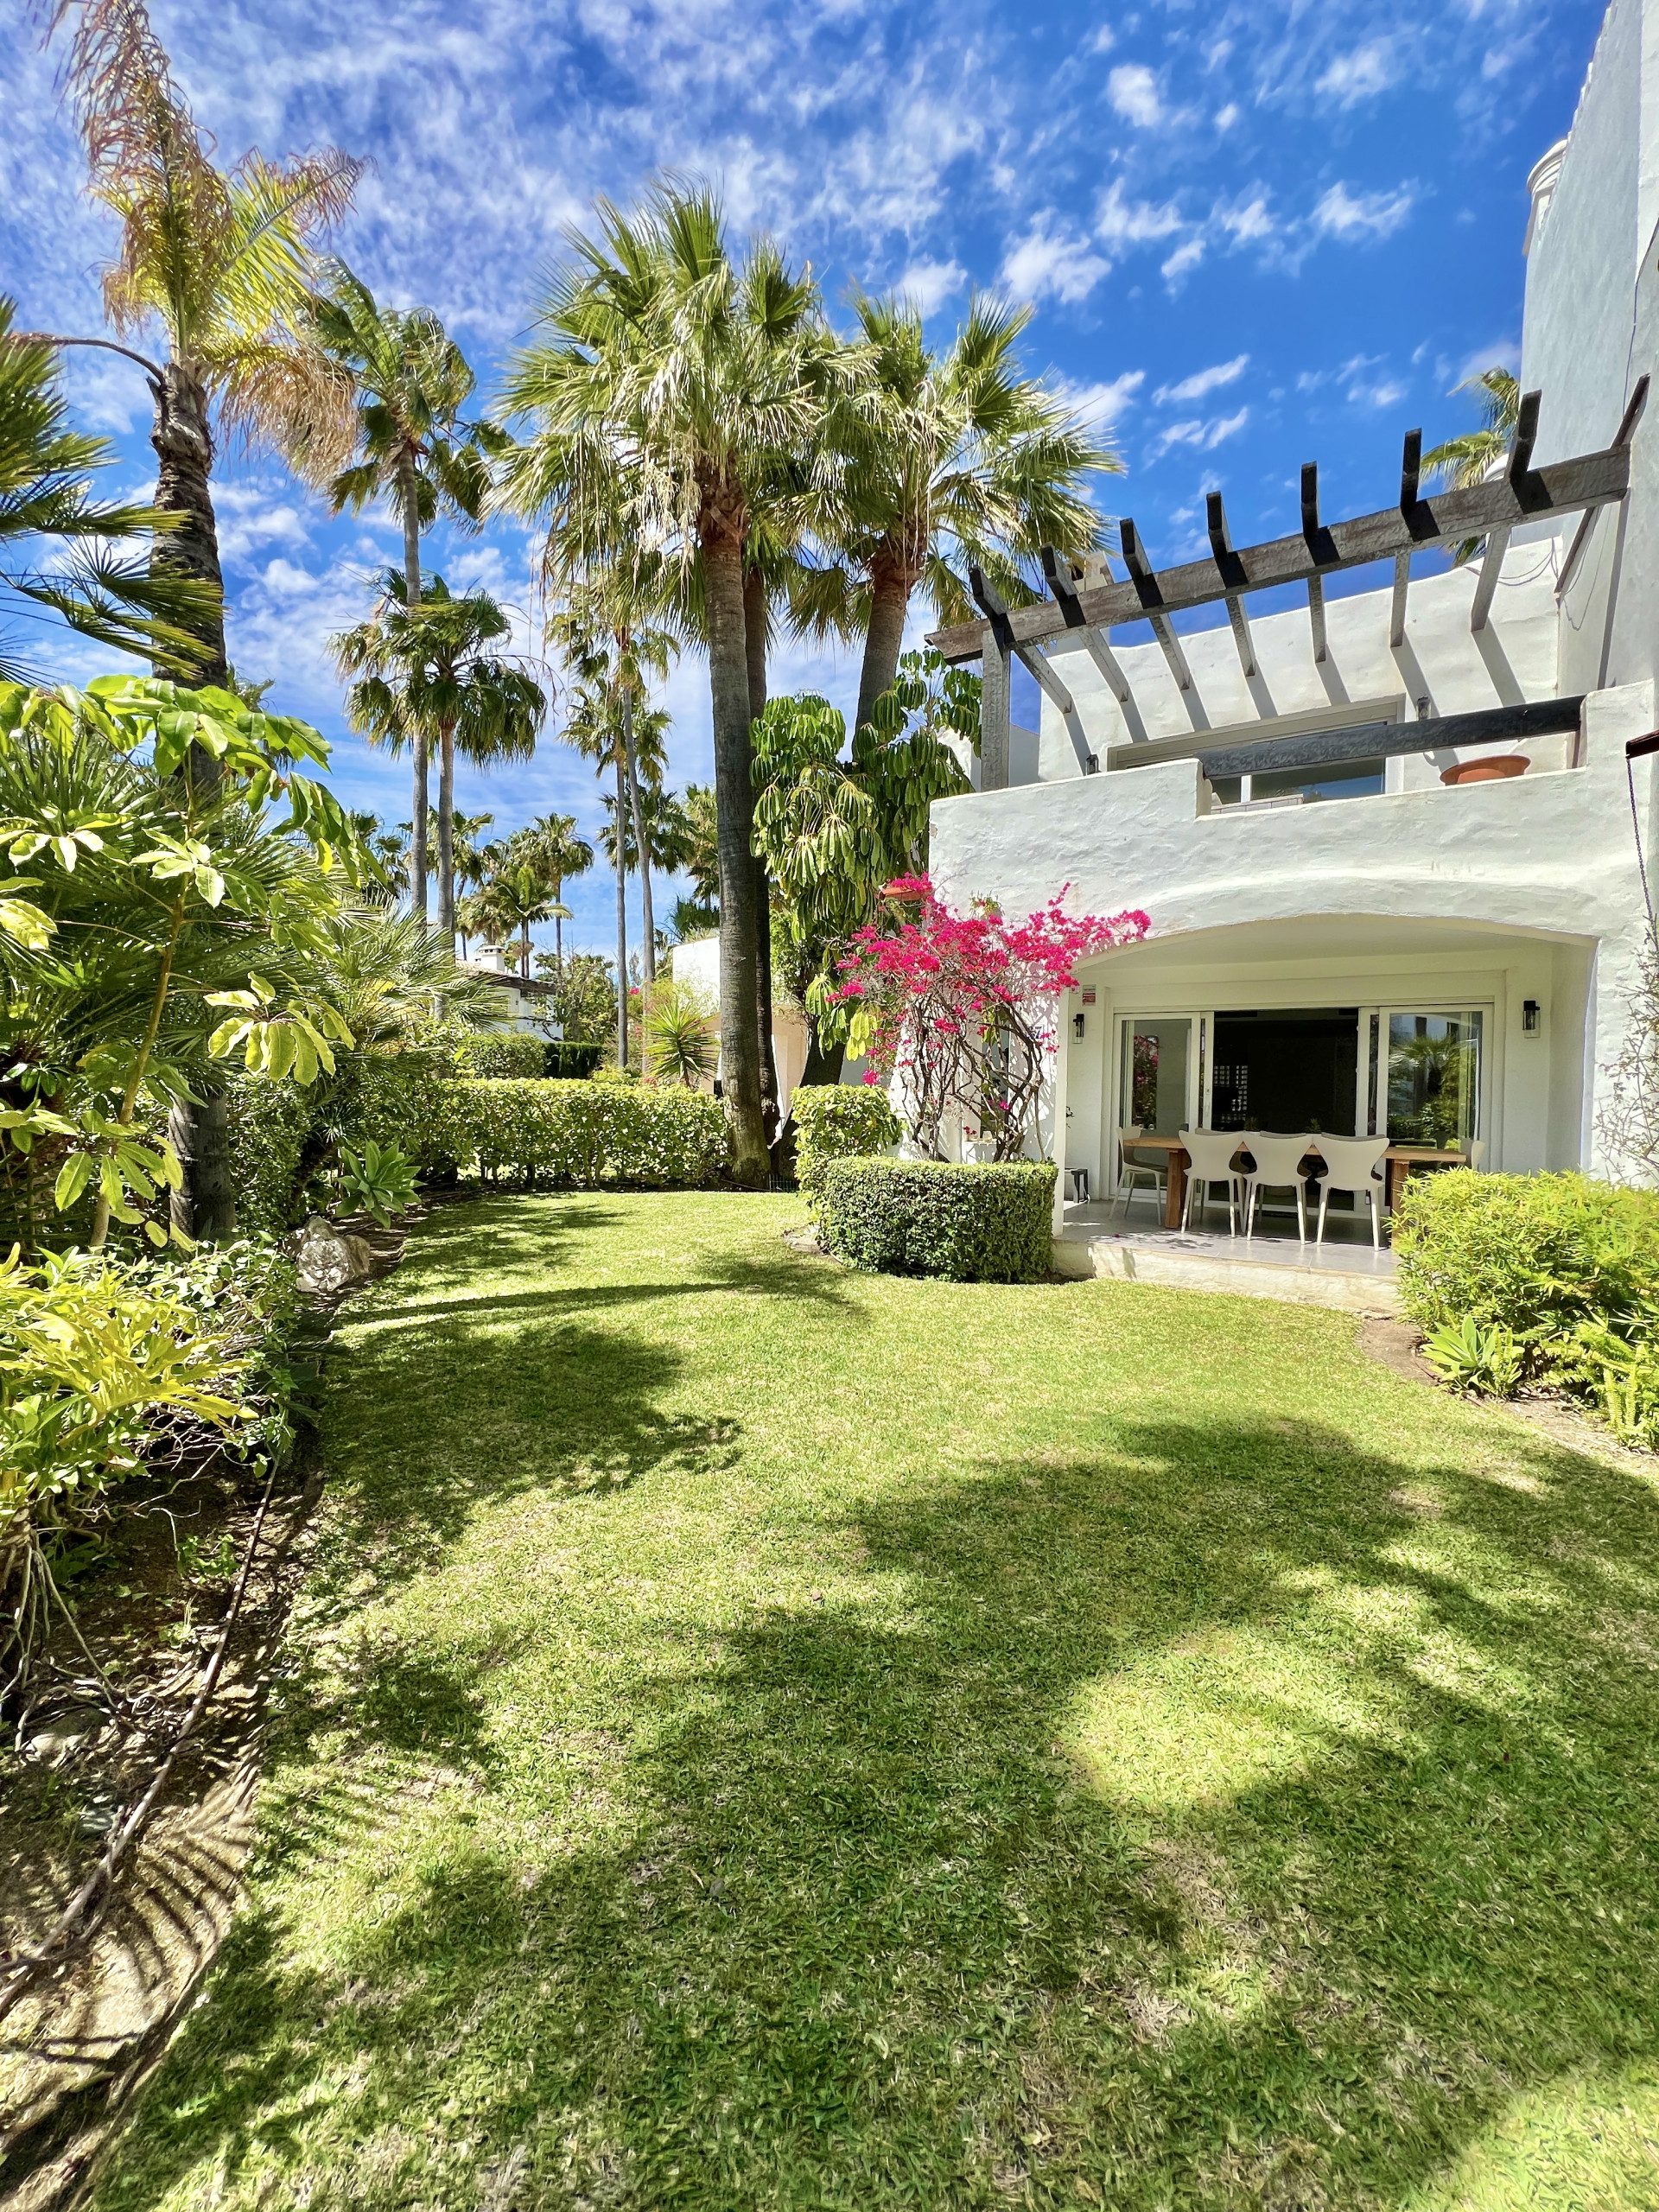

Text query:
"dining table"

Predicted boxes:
[[1118, 1134, 1473, 1230]]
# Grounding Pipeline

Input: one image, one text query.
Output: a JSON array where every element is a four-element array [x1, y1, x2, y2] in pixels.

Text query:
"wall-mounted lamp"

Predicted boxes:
[[1073, 1011, 1087, 1041], [1522, 999, 1541, 1034]]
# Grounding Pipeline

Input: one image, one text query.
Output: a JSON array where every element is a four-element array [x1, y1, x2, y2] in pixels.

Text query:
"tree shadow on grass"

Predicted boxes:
[[94, 1408, 1659, 2209]]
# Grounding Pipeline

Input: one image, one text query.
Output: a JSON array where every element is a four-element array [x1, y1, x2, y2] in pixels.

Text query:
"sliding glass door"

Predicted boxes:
[[1378, 1010, 1484, 1147], [1119, 1016, 1196, 1138]]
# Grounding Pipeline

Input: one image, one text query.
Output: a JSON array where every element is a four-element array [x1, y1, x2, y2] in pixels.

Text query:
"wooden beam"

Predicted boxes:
[[1119, 519, 1195, 694], [1183, 695, 1584, 785], [928, 429, 1631, 662], [1469, 391, 1543, 634], [1300, 463, 1329, 663], [969, 563, 1077, 716], [1206, 493, 1257, 679], [1389, 554, 1411, 649], [1040, 545, 1135, 707], [1558, 373, 1649, 600]]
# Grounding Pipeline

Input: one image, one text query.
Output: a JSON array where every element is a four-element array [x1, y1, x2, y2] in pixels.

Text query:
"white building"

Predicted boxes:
[[924, 0, 1659, 1241]]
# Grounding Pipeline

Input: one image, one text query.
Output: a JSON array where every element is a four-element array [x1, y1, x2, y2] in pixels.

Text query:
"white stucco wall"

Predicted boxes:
[[1522, 0, 1659, 695]]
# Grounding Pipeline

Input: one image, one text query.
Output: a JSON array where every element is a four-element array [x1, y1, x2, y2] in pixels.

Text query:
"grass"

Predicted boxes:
[[90, 1192, 1659, 2209]]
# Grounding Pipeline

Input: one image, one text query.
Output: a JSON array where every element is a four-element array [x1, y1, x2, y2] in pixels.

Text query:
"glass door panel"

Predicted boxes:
[[1119, 1017, 1192, 1137], [1385, 1011, 1483, 1147]]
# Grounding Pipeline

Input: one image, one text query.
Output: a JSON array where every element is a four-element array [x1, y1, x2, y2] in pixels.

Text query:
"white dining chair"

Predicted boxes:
[[1116, 1126, 1167, 1217], [1310, 1134, 1391, 1248], [1237, 1131, 1313, 1239], [1177, 1128, 1243, 1235], [1465, 1137, 1486, 1169]]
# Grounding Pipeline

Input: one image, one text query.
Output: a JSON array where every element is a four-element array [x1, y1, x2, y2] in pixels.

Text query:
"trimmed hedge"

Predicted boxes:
[[438, 1077, 729, 1188], [1394, 1170, 1659, 1336], [545, 1039, 607, 1081], [816, 1158, 1057, 1282], [458, 1031, 546, 1080], [791, 1084, 900, 1205]]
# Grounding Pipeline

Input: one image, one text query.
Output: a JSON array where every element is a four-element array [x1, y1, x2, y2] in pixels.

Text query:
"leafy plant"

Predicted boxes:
[[1421, 1316, 1525, 1397], [791, 1083, 900, 1206], [334, 1140, 418, 1226], [441, 1077, 728, 1189], [643, 982, 715, 1089]]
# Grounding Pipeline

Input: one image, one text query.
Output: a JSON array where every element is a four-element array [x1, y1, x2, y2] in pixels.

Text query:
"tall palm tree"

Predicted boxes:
[[510, 812, 594, 967], [499, 182, 838, 1185], [599, 775, 691, 972], [1422, 368, 1521, 565], [40, 0, 360, 685], [563, 677, 670, 1067], [0, 295, 209, 677], [798, 292, 1115, 734], [309, 267, 503, 923], [549, 588, 675, 985], [333, 575, 546, 949]]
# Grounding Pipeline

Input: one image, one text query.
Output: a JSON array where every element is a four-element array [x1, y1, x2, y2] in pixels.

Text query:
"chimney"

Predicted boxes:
[[1524, 137, 1567, 256]]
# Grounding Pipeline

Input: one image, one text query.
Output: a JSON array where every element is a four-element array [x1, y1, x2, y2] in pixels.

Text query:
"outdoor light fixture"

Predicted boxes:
[[1523, 1000, 1541, 1033], [1073, 1011, 1086, 1041]]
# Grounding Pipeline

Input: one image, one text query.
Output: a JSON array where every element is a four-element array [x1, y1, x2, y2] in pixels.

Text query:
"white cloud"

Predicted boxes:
[[1160, 238, 1205, 289], [1054, 370, 1146, 432], [1214, 102, 1240, 130], [893, 257, 966, 314], [1095, 177, 1183, 249], [1108, 64, 1164, 128], [1312, 181, 1415, 241], [1298, 353, 1412, 410], [1000, 213, 1109, 306], [1153, 407, 1249, 457], [1086, 24, 1115, 54], [1216, 192, 1274, 245], [1155, 354, 1248, 406], [1316, 41, 1398, 107]]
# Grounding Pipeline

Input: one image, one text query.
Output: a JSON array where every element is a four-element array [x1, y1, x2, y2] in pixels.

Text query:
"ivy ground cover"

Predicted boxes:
[[96, 1194, 1659, 2209]]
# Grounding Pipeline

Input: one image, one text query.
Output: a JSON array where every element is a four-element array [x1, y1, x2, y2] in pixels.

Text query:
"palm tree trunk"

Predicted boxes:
[[150, 361, 227, 692], [520, 919, 531, 978], [704, 524, 766, 1185], [613, 752, 629, 1069], [401, 456, 428, 929], [151, 359, 238, 1239], [438, 730, 456, 950], [621, 689, 655, 985], [554, 906, 563, 967], [745, 560, 779, 1159], [854, 553, 912, 736]]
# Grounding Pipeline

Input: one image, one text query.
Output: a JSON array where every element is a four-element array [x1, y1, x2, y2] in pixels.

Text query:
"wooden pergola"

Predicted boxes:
[[926, 381, 1648, 790]]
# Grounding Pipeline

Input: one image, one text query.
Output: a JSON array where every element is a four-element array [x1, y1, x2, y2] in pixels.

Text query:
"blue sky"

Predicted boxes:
[[0, 0, 1608, 963]]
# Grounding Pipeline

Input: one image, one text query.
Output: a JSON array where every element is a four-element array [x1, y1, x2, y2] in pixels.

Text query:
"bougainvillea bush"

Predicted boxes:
[[836, 876, 1148, 1160]]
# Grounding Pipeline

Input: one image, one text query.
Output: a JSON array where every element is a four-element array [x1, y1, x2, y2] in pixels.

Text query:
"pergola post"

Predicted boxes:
[[981, 621, 1010, 791]]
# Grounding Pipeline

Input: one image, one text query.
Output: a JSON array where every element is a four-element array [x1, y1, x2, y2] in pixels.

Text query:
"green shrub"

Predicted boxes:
[[1395, 1171, 1659, 1338], [440, 1078, 729, 1188], [457, 1031, 546, 1080], [544, 1040, 606, 1081], [816, 1158, 1056, 1282], [791, 1084, 900, 1205], [228, 1079, 314, 1236]]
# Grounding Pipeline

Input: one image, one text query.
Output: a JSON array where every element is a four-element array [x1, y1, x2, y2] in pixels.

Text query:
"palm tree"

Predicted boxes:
[[39, 0, 360, 684], [462, 852, 562, 979], [0, 296, 210, 677], [309, 267, 502, 922], [333, 575, 546, 949], [798, 293, 1115, 734], [563, 676, 669, 1066], [550, 589, 675, 985], [599, 775, 692, 973], [1423, 368, 1521, 565], [499, 182, 837, 1185], [509, 812, 594, 967]]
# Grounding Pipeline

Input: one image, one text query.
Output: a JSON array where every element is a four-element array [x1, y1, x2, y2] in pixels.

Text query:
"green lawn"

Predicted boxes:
[[96, 1193, 1659, 2209]]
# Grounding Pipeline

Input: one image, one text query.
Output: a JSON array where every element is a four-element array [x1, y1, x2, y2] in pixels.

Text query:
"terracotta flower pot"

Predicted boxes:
[[1440, 754, 1530, 785]]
